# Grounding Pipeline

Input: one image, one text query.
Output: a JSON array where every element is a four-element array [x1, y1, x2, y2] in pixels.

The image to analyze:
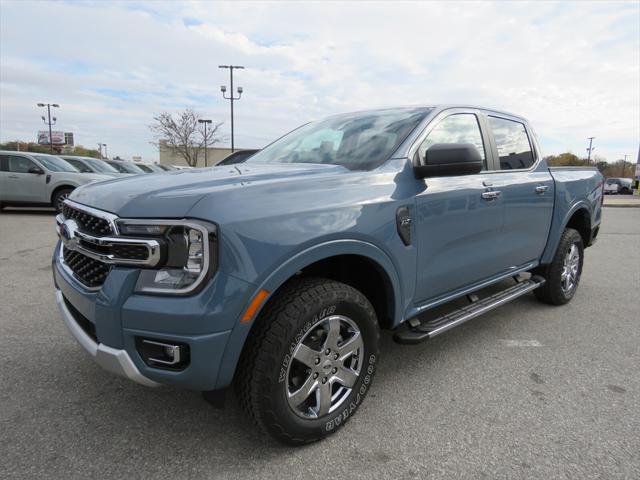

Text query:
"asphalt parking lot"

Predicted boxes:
[[1, 208, 638, 479]]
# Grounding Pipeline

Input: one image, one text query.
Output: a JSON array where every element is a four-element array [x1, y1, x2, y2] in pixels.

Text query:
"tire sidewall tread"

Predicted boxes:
[[235, 277, 380, 445]]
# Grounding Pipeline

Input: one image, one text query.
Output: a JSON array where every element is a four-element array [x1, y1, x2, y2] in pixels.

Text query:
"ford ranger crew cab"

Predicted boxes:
[[52, 106, 603, 444]]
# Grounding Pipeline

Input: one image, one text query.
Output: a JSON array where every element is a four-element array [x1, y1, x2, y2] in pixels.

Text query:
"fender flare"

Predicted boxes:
[[214, 239, 403, 389], [541, 201, 592, 264]]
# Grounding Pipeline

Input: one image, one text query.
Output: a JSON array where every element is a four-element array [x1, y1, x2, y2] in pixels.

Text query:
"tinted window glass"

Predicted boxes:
[[0, 155, 9, 172], [8, 155, 37, 173], [64, 158, 92, 173], [488, 117, 535, 170], [31, 154, 79, 172], [419, 114, 486, 165], [83, 158, 119, 173]]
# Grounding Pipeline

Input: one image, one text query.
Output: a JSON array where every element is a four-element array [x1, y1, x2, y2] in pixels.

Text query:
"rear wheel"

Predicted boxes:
[[52, 188, 73, 213], [235, 277, 380, 445], [533, 228, 584, 305]]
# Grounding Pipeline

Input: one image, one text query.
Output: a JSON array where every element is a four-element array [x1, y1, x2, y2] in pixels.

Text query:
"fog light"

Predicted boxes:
[[136, 338, 190, 369]]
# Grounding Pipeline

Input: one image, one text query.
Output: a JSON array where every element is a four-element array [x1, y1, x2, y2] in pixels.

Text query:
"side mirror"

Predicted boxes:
[[28, 166, 45, 175], [414, 143, 483, 179]]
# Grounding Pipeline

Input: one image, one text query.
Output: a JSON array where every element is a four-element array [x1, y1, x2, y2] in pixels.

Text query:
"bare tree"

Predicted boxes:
[[150, 109, 222, 167]]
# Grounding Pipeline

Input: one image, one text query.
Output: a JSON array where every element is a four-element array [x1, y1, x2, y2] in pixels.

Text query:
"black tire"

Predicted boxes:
[[533, 228, 584, 305], [235, 277, 380, 445], [52, 188, 73, 213]]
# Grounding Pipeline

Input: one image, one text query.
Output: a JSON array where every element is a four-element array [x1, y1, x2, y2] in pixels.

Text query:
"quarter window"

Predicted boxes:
[[488, 117, 535, 170], [419, 114, 486, 166]]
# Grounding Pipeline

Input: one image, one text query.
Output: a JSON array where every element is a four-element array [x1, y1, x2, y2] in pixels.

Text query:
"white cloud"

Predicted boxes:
[[0, 0, 638, 162]]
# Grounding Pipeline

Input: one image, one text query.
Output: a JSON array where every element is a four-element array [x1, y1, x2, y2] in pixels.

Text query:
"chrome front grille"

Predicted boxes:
[[63, 247, 111, 288], [57, 200, 162, 289], [62, 203, 113, 236]]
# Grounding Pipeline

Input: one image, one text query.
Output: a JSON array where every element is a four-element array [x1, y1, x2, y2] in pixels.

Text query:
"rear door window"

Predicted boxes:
[[488, 116, 535, 170]]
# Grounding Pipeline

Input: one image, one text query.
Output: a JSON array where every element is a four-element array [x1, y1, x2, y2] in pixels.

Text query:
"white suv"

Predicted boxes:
[[0, 151, 112, 212]]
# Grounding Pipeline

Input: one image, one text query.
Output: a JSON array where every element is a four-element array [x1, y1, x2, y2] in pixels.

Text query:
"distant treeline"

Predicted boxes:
[[544, 152, 635, 179], [0, 141, 102, 159]]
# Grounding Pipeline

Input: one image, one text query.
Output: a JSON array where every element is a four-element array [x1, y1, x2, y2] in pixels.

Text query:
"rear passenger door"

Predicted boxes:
[[483, 115, 554, 268]]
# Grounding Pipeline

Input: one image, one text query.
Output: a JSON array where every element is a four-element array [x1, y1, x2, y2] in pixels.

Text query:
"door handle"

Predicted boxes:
[[481, 190, 501, 200], [535, 185, 549, 194], [482, 180, 493, 187], [8, 175, 18, 179]]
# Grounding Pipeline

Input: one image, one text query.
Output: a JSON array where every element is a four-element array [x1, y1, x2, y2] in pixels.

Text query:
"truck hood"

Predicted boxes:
[[69, 163, 348, 217]]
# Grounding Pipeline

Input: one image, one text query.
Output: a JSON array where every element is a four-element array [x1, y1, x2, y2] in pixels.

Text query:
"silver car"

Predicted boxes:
[[60, 156, 125, 178], [0, 151, 112, 212]]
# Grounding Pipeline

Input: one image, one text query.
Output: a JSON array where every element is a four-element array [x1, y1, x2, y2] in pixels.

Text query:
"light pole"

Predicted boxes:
[[586, 137, 595, 165], [219, 65, 244, 152], [37, 103, 60, 153], [198, 119, 212, 167], [101, 143, 108, 159]]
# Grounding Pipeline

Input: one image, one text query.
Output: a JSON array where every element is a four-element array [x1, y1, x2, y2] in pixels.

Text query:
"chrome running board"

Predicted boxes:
[[393, 276, 545, 345]]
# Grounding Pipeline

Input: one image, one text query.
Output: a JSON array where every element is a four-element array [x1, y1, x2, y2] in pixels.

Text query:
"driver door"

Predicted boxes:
[[4, 154, 48, 203], [413, 110, 505, 303]]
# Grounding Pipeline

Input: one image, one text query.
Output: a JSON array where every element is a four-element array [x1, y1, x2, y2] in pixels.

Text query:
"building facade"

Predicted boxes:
[[158, 140, 237, 168]]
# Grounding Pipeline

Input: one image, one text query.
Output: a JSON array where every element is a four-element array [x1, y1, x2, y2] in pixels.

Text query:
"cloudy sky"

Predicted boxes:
[[1, 0, 638, 163]]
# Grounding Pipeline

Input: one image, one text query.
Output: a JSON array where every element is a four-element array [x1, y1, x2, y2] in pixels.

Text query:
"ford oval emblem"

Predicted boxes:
[[60, 219, 79, 249]]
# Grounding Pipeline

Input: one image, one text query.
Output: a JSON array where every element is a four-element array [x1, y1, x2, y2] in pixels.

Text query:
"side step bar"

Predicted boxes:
[[393, 275, 545, 345]]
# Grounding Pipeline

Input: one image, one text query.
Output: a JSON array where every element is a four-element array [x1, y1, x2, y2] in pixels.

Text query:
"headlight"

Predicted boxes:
[[116, 219, 217, 295]]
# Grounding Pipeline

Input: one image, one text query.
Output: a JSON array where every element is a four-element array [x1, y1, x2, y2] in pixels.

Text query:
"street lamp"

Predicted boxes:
[[198, 119, 213, 167], [101, 143, 108, 159], [37, 103, 60, 153], [219, 65, 244, 152]]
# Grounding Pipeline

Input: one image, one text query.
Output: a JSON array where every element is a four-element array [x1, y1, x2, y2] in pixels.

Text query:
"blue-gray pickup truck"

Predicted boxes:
[[52, 105, 603, 444]]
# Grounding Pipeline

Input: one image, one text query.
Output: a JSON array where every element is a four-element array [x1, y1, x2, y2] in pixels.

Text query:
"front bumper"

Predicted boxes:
[[53, 241, 256, 391], [55, 289, 159, 387]]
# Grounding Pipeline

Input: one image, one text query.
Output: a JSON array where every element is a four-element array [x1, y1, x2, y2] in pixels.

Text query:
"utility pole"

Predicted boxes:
[[37, 103, 60, 153], [586, 137, 595, 165], [219, 65, 244, 152], [198, 119, 212, 167]]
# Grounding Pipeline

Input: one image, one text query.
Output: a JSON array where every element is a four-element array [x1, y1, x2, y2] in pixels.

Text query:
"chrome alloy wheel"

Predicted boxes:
[[56, 192, 70, 211], [561, 243, 580, 293], [286, 315, 364, 419]]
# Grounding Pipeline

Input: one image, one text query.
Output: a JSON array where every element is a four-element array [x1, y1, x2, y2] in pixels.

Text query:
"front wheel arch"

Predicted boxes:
[[214, 241, 403, 391], [50, 185, 75, 207]]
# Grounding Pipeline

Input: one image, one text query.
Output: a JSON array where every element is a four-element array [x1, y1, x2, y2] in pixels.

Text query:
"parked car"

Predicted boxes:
[[52, 105, 603, 444], [604, 177, 632, 194], [0, 151, 112, 212], [103, 159, 145, 175], [216, 149, 259, 166], [60, 156, 124, 178], [155, 164, 177, 172], [135, 163, 166, 173]]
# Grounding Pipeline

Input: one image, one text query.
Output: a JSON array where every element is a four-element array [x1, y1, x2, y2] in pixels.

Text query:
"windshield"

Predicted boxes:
[[83, 158, 119, 173], [32, 154, 79, 172], [136, 164, 154, 173], [107, 160, 144, 173], [247, 108, 431, 170], [63, 158, 92, 173]]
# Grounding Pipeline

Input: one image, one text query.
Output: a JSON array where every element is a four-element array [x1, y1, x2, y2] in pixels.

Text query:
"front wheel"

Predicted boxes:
[[533, 228, 584, 305], [235, 277, 380, 445]]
